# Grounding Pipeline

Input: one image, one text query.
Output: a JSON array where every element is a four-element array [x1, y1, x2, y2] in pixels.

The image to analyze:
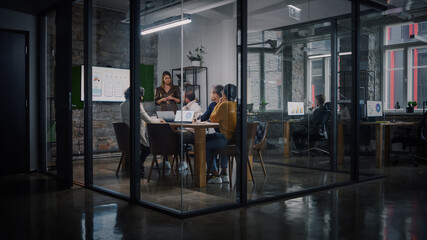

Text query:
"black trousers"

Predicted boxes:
[[141, 145, 151, 168]]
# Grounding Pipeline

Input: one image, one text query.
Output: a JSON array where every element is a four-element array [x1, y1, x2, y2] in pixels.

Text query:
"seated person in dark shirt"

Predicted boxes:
[[201, 84, 224, 122], [292, 94, 329, 151]]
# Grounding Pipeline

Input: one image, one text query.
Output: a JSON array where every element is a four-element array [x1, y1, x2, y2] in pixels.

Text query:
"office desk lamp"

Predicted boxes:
[[393, 101, 400, 122]]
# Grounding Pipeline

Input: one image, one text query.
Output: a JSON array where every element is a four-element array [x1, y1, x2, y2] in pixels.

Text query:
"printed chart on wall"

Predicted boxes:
[[81, 66, 130, 102]]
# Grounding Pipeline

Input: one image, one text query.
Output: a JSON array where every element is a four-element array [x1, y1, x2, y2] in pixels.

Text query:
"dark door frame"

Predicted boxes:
[[0, 28, 30, 174]]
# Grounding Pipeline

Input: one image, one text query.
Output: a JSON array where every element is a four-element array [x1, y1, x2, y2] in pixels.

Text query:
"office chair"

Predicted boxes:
[[146, 123, 193, 182], [113, 122, 129, 176], [302, 102, 332, 155], [391, 111, 427, 167]]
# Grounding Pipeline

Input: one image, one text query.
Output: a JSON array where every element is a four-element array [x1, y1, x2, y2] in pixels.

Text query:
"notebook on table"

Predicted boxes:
[[156, 111, 175, 122]]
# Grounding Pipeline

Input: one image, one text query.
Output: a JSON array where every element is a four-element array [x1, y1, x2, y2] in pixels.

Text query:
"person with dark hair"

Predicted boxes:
[[182, 90, 203, 118], [154, 71, 181, 113], [201, 85, 224, 122], [292, 94, 327, 151], [206, 83, 237, 184], [120, 87, 165, 177]]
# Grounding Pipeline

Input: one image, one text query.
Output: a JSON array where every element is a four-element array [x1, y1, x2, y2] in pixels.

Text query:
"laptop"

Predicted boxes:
[[174, 110, 195, 123], [156, 111, 175, 122]]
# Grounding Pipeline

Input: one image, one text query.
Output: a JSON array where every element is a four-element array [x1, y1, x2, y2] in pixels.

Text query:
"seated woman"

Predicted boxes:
[[120, 87, 165, 177], [206, 84, 237, 184]]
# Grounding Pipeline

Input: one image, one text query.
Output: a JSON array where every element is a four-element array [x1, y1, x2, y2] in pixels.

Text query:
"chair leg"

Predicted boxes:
[[186, 151, 194, 179], [116, 152, 126, 176], [148, 155, 160, 182], [228, 156, 233, 188], [257, 150, 267, 177], [247, 157, 255, 185]]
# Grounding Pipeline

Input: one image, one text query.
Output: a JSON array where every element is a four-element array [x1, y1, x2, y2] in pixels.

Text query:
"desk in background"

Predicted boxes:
[[359, 121, 418, 168]]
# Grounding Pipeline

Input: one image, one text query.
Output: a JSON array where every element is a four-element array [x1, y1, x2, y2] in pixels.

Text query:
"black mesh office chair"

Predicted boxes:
[[302, 102, 332, 155], [391, 111, 427, 167]]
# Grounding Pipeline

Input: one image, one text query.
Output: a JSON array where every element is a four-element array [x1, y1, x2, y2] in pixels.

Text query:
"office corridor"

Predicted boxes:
[[1, 164, 426, 240]]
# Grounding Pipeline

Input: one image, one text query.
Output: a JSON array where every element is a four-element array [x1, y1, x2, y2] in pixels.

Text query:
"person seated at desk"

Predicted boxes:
[[201, 84, 224, 122], [206, 84, 237, 184], [292, 94, 327, 151], [120, 87, 165, 178], [182, 90, 203, 118], [155, 71, 181, 113]]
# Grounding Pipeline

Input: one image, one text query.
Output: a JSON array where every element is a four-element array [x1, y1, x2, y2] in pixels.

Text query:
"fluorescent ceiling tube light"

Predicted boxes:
[[141, 14, 191, 35], [308, 52, 352, 59]]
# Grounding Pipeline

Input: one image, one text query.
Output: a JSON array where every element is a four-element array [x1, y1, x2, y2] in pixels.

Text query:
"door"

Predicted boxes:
[[0, 29, 28, 176]]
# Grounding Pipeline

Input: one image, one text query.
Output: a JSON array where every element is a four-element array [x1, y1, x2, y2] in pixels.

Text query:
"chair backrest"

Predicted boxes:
[[146, 123, 180, 156], [246, 123, 258, 156], [113, 122, 129, 152], [311, 102, 332, 139], [418, 111, 427, 141], [255, 122, 269, 144]]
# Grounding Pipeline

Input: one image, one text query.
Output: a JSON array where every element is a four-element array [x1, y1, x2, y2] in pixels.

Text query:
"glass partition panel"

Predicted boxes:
[[138, 0, 240, 213], [72, 1, 84, 184], [247, 0, 352, 201], [43, 10, 57, 175], [92, 0, 130, 196], [358, 2, 427, 176]]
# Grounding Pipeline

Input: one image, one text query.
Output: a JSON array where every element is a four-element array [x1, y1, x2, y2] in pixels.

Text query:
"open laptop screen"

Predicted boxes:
[[174, 110, 194, 123], [156, 111, 175, 122]]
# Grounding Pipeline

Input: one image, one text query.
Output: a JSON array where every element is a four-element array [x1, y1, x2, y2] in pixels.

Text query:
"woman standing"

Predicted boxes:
[[154, 71, 181, 113]]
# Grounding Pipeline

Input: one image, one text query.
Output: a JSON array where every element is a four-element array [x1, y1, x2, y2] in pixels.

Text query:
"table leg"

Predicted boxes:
[[384, 125, 390, 163], [283, 122, 290, 158], [375, 124, 383, 168], [194, 128, 206, 187]]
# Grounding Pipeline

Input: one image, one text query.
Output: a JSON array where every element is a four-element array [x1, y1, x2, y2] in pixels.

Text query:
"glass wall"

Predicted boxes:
[[358, 2, 427, 175], [247, 0, 352, 200], [72, 2, 85, 184], [138, 0, 240, 213], [91, 0, 130, 196], [43, 10, 57, 175]]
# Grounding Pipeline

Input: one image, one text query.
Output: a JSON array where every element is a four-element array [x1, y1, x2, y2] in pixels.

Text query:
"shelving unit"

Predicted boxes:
[[172, 66, 208, 108]]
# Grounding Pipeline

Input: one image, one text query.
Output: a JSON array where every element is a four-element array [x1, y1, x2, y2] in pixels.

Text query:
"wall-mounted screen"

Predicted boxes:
[[80, 66, 130, 102], [287, 102, 304, 116], [366, 101, 383, 117]]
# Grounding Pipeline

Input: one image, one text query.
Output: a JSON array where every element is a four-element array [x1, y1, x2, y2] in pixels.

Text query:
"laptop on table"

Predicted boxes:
[[156, 111, 175, 122], [174, 110, 195, 123]]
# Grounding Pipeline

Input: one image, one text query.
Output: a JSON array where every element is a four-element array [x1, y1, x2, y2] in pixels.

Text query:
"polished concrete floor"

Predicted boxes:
[[71, 151, 355, 212], [2, 161, 426, 239]]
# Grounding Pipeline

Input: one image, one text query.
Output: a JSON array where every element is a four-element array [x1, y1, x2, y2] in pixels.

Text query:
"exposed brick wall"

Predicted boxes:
[[71, 3, 158, 154]]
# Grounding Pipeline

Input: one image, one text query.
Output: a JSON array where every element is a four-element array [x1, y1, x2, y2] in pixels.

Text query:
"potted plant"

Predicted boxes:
[[260, 100, 268, 111], [406, 101, 417, 113], [187, 45, 206, 66]]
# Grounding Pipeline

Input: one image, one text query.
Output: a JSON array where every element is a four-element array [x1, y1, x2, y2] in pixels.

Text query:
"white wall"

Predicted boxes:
[[157, 14, 237, 111], [0, 8, 38, 171]]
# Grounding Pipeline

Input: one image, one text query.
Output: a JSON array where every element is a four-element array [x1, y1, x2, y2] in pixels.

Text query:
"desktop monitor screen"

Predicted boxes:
[[366, 101, 383, 117], [288, 102, 304, 116]]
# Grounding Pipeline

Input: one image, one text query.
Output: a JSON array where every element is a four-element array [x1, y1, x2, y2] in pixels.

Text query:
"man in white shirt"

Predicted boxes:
[[182, 90, 203, 119]]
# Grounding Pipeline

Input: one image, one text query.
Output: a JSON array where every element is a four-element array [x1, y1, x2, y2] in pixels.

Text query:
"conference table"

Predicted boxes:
[[169, 122, 219, 187]]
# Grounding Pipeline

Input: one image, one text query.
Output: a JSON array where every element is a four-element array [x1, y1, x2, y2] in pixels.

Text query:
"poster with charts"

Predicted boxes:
[[81, 66, 130, 102]]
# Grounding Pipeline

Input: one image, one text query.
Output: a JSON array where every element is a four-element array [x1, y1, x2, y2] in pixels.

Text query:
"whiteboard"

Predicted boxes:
[[80, 66, 130, 102]]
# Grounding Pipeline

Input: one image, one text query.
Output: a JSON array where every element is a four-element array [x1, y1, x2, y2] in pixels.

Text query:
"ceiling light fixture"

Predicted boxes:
[[141, 14, 192, 35]]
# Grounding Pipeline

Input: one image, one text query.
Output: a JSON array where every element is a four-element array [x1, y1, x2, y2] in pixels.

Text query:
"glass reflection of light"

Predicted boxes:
[[81, 204, 122, 239]]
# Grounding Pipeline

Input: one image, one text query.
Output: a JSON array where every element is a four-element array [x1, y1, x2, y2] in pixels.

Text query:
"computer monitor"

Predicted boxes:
[[366, 101, 383, 117], [287, 102, 304, 116], [174, 110, 194, 123]]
